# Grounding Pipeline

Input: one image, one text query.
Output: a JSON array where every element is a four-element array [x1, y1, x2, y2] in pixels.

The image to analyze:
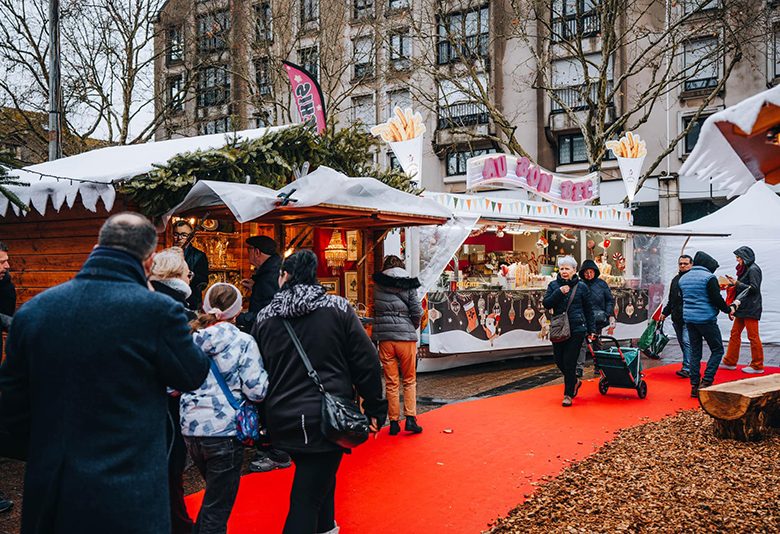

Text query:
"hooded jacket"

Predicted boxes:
[[578, 260, 614, 330], [662, 269, 688, 325], [732, 246, 762, 320], [678, 251, 731, 324], [372, 267, 423, 342], [253, 284, 387, 453], [543, 274, 596, 336], [180, 322, 268, 437]]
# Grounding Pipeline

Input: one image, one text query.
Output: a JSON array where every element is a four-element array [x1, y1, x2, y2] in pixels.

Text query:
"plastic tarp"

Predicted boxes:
[[680, 85, 780, 197], [661, 181, 780, 343], [1, 126, 288, 217], [167, 166, 454, 224]]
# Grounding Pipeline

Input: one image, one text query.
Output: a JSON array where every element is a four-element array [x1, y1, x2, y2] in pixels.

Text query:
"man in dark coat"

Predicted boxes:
[[660, 254, 693, 378], [721, 246, 764, 374], [678, 251, 736, 397], [0, 213, 210, 534], [237, 235, 289, 472], [0, 241, 15, 514], [172, 220, 209, 311], [576, 259, 615, 377]]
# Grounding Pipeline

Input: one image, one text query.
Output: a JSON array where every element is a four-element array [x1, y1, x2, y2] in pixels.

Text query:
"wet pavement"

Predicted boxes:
[[414, 341, 780, 414]]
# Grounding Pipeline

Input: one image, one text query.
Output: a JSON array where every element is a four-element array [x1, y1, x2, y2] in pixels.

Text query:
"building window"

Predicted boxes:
[[199, 117, 231, 135], [438, 76, 490, 130], [551, 0, 600, 42], [389, 30, 411, 70], [388, 152, 401, 171], [255, 2, 272, 42], [353, 0, 373, 19], [197, 11, 230, 53], [301, 0, 319, 24], [352, 94, 375, 126], [437, 6, 489, 65], [253, 112, 270, 128], [353, 36, 374, 79], [387, 89, 412, 118], [632, 204, 660, 227], [167, 75, 184, 112], [166, 26, 184, 64], [683, 37, 719, 92], [446, 148, 494, 176], [774, 26, 780, 79], [388, 0, 409, 10], [682, 0, 719, 15], [682, 114, 709, 154], [197, 66, 230, 108], [255, 58, 272, 96], [557, 133, 588, 165], [681, 199, 727, 223], [551, 54, 614, 113], [298, 46, 319, 81]]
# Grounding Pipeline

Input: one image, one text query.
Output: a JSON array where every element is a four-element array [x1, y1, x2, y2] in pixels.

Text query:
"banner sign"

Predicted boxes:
[[466, 154, 599, 204], [426, 288, 648, 354], [606, 132, 647, 203], [282, 61, 327, 134]]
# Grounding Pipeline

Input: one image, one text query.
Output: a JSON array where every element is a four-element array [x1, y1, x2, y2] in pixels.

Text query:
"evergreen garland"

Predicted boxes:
[[121, 124, 419, 218], [0, 154, 29, 212]]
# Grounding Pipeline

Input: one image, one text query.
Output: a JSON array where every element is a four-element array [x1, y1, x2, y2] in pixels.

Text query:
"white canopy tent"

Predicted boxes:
[[680, 86, 780, 197], [168, 166, 452, 226], [662, 181, 780, 342], [1, 126, 288, 217]]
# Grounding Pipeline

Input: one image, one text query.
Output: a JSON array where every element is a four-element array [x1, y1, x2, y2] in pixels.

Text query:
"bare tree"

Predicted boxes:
[[409, 0, 771, 192]]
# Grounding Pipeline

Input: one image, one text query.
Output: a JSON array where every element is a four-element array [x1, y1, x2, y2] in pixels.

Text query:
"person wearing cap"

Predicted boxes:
[[182, 283, 268, 534], [237, 235, 290, 473]]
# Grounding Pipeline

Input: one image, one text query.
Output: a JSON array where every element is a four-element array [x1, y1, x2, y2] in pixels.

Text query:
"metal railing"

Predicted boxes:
[[551, 12, 600, 42], [437, 33, 489, 65], [550, 81, 613, 113], [437, 102, 490, 130]]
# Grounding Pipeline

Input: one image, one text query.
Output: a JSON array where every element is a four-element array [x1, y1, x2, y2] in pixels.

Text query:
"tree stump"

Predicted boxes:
[[698, 375, 780, 442]]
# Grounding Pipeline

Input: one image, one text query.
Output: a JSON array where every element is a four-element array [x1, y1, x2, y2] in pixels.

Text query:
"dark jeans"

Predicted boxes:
[[553, 333, 586, 397], [283, 450, 344, 534], [185, 436, 244, 534], [671, 320, 691, 372], [686, 321, 724, 386], [167, 400, 193, 534]]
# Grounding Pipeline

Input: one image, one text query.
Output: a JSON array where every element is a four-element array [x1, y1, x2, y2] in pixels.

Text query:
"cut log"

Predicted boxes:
[[698, 375, 780, 441]]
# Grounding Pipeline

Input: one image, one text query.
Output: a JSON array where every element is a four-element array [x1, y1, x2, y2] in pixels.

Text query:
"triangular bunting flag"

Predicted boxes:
[[498, 203, 502, 212]]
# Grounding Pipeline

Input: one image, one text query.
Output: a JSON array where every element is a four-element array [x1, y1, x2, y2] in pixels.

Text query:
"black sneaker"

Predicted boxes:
[[576, 368, 584, 378], [389, 421, 400, 435], [676, 369, 690, 378], [690, 385, 699, 398], [701, 379, 713, 389], [249, 451, 291, 473], [0, 496, 12, 514], [265, 447, 291, 465]]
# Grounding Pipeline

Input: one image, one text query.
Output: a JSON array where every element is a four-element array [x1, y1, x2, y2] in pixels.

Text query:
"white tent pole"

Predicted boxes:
[[680, 236, 691, 256]]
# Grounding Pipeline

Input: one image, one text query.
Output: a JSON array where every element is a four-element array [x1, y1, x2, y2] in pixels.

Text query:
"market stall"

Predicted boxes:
[[412, 192, 728, 372]]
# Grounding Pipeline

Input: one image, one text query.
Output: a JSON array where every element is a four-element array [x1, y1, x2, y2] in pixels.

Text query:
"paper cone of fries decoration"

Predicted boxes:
[[606, 132, 647, 203], [371, 107, 426, 183]]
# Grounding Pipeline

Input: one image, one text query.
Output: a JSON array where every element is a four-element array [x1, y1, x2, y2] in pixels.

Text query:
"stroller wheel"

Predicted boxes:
[[637, 380, 648, 399], [598, 378, 609, 395]]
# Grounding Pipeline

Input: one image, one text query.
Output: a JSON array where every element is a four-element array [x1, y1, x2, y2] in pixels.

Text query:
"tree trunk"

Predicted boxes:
[[698, 375, 780, 442]]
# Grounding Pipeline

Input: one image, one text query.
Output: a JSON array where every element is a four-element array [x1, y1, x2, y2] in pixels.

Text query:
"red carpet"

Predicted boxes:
[[185, 364, 779, 533]]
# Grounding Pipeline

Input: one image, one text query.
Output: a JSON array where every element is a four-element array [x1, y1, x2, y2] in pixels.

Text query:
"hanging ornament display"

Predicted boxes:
[[477, 294, 486, 325], [428, 307, 441, 323], [464, 300, 479, 331], [536, 236, 549, 249], [493, 298, 501, 318], [450, 296, 461, 315], [625, 299, 635, 318], [524, 303, 536, 322], [508, 299, 516, 324], [612, 252, 626, 272]]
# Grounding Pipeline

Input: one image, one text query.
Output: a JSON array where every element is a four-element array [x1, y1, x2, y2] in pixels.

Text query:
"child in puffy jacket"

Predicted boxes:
[[180, 283, 268, 534]]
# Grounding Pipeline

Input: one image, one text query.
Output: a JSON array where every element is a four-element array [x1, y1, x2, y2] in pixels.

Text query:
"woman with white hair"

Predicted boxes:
[[543, 255, 597, 407]]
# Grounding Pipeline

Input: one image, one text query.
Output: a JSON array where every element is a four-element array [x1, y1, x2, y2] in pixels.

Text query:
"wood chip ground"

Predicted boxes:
[[486, 409, 780, 533]]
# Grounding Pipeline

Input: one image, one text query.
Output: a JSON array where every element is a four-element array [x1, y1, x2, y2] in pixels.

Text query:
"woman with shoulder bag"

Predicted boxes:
[[252, 250, 387, 534], [180, 283, 268, 534], [543, 256, 597, 407]]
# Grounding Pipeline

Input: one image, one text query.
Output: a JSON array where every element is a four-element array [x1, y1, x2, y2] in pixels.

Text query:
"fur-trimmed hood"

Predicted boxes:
[[372, 268, 421, 292], [257, 283, 349, 322]]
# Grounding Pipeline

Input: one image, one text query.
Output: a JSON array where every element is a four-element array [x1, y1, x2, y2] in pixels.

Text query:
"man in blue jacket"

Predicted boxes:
[[678, 251, 736, 397]]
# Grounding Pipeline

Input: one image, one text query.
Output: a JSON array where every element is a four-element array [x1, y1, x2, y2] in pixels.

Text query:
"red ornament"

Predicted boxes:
[[603, 239, 611, 249]]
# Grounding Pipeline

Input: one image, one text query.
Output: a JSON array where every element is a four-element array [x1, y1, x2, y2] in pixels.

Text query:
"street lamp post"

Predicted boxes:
[[48, 0, 62, 161]]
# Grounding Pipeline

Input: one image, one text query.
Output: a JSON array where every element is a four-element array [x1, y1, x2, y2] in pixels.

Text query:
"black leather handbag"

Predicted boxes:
[[283, 320, 370, 449], [549, 284, 578, 343]]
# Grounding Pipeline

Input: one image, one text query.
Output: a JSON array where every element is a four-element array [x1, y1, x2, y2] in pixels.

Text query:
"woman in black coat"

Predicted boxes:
[[722, 246, 764, 373], [576, 259, 615, 377], [253, 250, 387, 534], [149, 247, 197, 534], [543, 256, 596, 407]]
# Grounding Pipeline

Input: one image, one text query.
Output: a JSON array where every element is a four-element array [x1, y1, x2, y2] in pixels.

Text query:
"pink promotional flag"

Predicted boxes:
[[282, 60, 327, 135]]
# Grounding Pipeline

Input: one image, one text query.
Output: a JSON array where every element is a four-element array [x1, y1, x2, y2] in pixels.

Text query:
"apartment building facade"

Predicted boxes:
[[153, 0, 780, 227]]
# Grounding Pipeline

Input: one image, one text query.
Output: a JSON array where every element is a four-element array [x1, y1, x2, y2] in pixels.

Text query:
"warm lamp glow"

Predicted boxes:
[[324, 230, 348, 269]]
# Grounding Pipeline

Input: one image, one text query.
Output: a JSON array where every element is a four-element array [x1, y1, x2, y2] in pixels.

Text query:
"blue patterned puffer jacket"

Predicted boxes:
[[180, 322, 268, 437]]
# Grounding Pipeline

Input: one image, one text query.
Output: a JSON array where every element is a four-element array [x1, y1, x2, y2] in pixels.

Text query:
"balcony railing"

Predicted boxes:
[[437, 33, 489, 65], [683, 76, 718, 92], [437, 102, 490, 130], [551, 12, 601, 42], [551, 81, 613, 113]]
